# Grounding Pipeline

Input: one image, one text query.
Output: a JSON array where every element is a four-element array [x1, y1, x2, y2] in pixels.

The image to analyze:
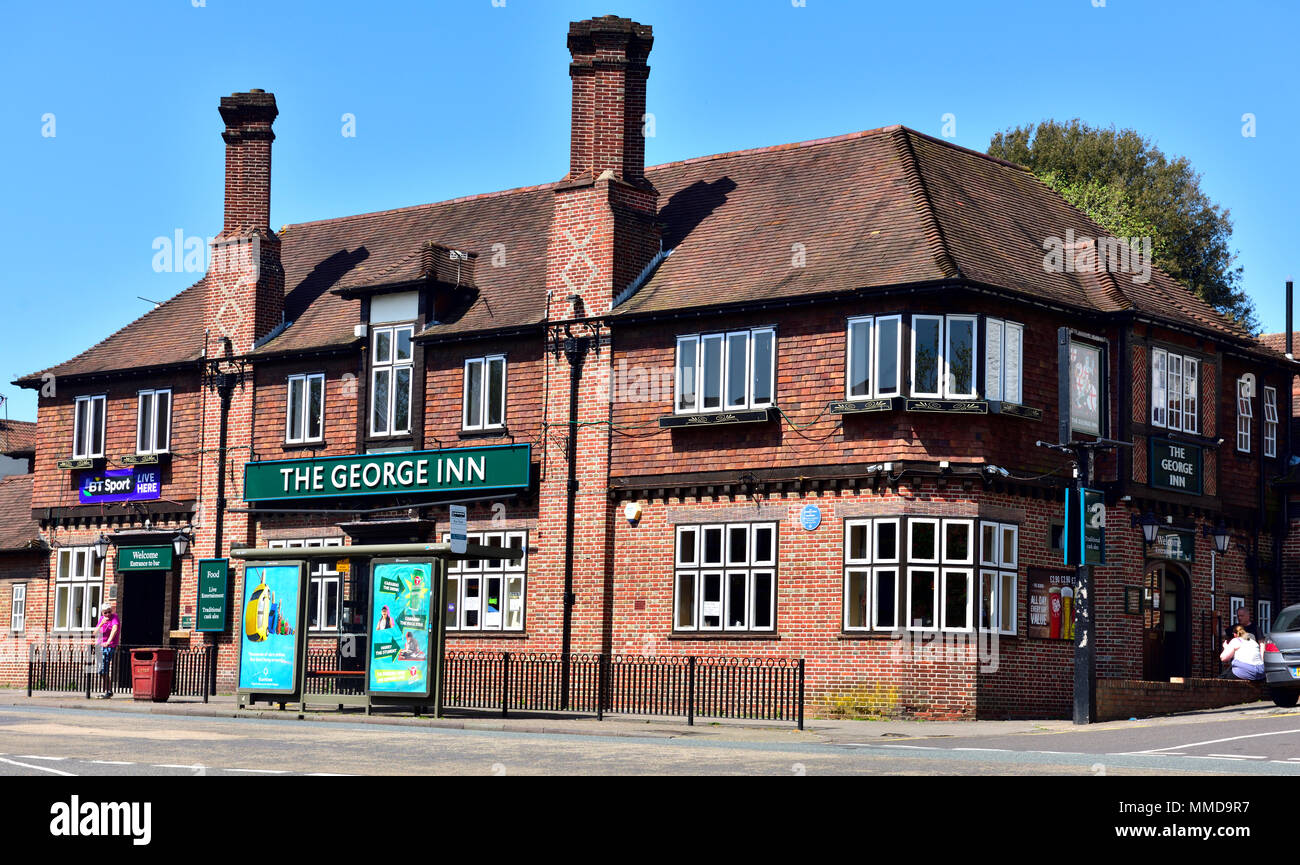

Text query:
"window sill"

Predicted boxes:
[[57, 457, 104, 470], [122, 452, 171, 465], [668, 631, 780, 641], [458, 428, 510, 440], [282, 441, 328, 452], [905, 398, 988, 415], [659, 407, 776, 429], [988, 401, 1043, 421], [446, 630, 529, 639], [829, 396, 903, 415]]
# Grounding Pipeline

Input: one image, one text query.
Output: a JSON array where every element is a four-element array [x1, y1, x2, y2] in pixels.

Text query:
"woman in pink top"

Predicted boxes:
[[95, 605, 120, 698]]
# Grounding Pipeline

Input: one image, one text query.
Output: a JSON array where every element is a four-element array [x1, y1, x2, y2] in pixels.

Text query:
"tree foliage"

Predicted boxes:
[[989, 120, 1256, 333]]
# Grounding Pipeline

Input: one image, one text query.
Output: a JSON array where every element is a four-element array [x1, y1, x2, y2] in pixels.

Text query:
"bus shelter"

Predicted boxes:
[[229, 541, 523, 716]]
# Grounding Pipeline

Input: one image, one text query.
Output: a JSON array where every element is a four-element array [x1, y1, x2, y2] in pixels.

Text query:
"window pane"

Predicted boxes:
[[484, 576, 502, 630], [752, 525, 775, 565], [847, 522, 870, 563], [909, 569, 936, 629], [306, 378, 323, 440], [877, 318, 899, 394], [372, 369, 390, 434], [288, 378, 304, 441], [1005, 323, 1023, 404], [910, 520, 937, 561], [677, 528, 698, 565], [702, 336, 724, 410], [980, 572, 997, 630], [1183, 360, 1198, 433], [676, 573, 696, 629], [444, 576, 460, 629], [726, 332, 748, 409], [308, 580, 321, 630], [138, 393, 153, 452], [465, 361, 483, 428], [874, 569, 897, 629], [947, 317, 975, 396], [394, 368, 411, 433], [702, 527, 723, 565], [374, 330, 392, 364], [55, 586, 69, 629], [155, 392, 171, 451], [74, 400, 87, 458], [847, 570, 869, 629], [980, 523, 998, 567], [71, 585, 86, 631], [913, 317, 941, 395], [1167, 354, 1183, 431], [677, 338, 697, 412], [702, 573, 722, 629], [944, 521, 972, 563], [944, 571, 970, 630], [751, 329, 774, 406], [463, 577, 480, 628], [505, 577, 524, 630], [985, 319, 1003, 401], [848, 319, 871, 398], [875, 520, 898, 561], [1000, 572, 1016, 633], [727, 572, 748, 628], [325, 580, 339, 629], [487, 358, 505, 427], [91, 398, 105, 457], [1151, 349, 1166, 426], [727, 525, 748, 565], [752, 572, 773, 629], [1000, 526, 1017, 568], [396, 328, 412, 362]]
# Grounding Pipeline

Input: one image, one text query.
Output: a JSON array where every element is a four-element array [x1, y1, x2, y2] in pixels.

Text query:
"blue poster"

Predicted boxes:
[[238, 564, 302, 693], [79, 466, 162, 504], [368, 561, 433, 695]]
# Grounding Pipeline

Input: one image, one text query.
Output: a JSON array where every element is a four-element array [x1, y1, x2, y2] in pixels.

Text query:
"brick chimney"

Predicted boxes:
[[207, 89, 284, 353], [567, 16, 653, 185]]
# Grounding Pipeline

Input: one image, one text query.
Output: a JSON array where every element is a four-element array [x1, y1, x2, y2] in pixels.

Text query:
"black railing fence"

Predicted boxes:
[[26, 642, 215, 702], [442, 651, 805, 728]]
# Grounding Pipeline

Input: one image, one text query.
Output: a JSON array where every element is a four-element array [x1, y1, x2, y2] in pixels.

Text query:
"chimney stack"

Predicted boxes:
[[219, 89, 278, 233], [566, 16, 653, 185]]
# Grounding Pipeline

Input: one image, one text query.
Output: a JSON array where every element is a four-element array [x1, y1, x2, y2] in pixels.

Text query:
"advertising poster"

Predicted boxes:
[[237, 563, 303, 693], [368, 560, 434, 696], [1027, 567, 1078, 641]]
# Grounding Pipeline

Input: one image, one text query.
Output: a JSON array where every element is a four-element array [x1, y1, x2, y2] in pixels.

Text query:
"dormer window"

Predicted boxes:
[[73, 395, 106, 460], [463, 355, 506, 431], [370, 325, 414, 437]]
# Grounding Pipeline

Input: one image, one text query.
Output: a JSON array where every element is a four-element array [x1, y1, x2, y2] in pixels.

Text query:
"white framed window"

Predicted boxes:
[[445, 531, 528, 632], [1260, 599, 1274, 632], [984, 318, 1024, 403], [1150, 348, 1199, 434], [907, 567, 939, 632], [843, 518, 901, 633], [73, 395, 106, 460], [10, 584, 25, 631], [54, 547, 104, 632], [286, 374, 325, 445], [136, 389, 172, 455], [463, 355, 507, 431], [370, 325, 414, 437], [675, 327, 775, 414], [908, 518, 939, 564], [911, 315, 978, 399], [1264, 385, 1278, 459], [978, 520, 1019, 635], [268, 538, 343, 631], [941, 569, 974, 632], [675, 522, 776, 632], [846, 315, 903, 400], [941, 519, 974, 565], [1237, 377, 1253, 453]]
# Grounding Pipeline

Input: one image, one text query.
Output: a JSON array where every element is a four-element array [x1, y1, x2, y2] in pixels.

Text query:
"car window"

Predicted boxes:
[[1273, 608, 1300, 633]]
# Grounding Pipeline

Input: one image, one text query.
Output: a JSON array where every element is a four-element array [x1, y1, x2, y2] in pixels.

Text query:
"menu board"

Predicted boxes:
[[1027, 567, 1078, 641]]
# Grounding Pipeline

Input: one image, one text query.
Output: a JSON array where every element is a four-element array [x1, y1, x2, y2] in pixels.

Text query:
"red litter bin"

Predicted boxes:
[[130, 648, 176, 702]]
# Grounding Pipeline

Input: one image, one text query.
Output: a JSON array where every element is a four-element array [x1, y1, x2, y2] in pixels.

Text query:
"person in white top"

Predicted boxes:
[[1220, 626, 1265, 681]]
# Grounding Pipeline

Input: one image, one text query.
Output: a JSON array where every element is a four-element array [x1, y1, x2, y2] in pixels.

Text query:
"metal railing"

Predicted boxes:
[[26, 643, 216, 702], [303, 649, 366, 696], [443, 651, 805, 728]]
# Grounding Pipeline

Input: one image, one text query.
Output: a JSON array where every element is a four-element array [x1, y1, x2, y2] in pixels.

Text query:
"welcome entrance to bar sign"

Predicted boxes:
[[242, 444, 532, 502]]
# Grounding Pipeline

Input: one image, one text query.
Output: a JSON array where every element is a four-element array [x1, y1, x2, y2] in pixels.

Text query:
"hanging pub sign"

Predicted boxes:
[[243, 443, 531, 502], [79, 466, 162, 505], [196, 558, 230, 633], [1027, 568, 1078, 640], [1063, 487, 1105, 566], [1068, 340, 1102, 436], [1149, 438, 1202, 495], [1153, 528, 1195, 563]]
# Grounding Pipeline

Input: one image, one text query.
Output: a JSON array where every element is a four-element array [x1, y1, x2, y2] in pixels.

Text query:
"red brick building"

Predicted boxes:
[[4, 16, 1296, 718]]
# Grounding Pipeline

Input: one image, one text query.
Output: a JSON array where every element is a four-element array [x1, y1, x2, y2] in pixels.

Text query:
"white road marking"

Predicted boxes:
[[14, 755, 65, 761], [1183, 755, 1246, 761], [1208, 754, 1266, 760], [90, 760, 135, 765], [0, 756, 75, 776], [1030, 751, 1084, 755], [154, 764, 206, 770], [879, 745, 939, 750], [305, 772, 353, 776], [954, 747, 1008, 752], [224, 768, 287, 774], [1127, 727, 1300, 754]]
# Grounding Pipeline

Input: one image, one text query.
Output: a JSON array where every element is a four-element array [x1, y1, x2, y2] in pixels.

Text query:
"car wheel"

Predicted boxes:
[[1271, 690, 1300, 708]]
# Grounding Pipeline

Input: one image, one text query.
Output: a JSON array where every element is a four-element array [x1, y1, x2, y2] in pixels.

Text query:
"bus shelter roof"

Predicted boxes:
[[229, 542, 523, 562]]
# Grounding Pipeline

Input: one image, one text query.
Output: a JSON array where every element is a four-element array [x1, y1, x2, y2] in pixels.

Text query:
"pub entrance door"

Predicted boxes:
[[1143, 562, 1190, 681]]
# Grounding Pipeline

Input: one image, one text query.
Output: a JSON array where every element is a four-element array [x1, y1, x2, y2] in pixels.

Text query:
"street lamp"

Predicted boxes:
[[92, 534, 110, 560], [1204, 522, 1230, 556], [172, 530, 193, 558], [1131, 512, 1160, 547]]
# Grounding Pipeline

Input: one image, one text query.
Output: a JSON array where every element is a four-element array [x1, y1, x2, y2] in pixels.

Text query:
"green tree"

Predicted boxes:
[[989, 120, 1256, 333]]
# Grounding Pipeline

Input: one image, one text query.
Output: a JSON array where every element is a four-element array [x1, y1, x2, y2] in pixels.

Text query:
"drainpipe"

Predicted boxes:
[[559, 332, 589, 710]]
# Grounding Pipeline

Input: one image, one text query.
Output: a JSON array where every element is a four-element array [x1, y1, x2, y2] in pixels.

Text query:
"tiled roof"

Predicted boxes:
[[1258, 332, 1299, 355], [0, 419, 36, 456], [0, 474, 43, 552], [17, 126, 1281, 383]]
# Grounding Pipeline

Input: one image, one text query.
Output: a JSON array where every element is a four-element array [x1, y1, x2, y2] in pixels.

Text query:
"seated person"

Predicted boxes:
[[1220, 626, 1265, 681]]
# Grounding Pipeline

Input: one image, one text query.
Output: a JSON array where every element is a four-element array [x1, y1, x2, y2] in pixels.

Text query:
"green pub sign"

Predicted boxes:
[[196, 558, 230, 633], [1150, 438, 1202, 495], [243, 444, 532, 502], [117, 545, 173, 571], [1064, 487, 1105, 566]]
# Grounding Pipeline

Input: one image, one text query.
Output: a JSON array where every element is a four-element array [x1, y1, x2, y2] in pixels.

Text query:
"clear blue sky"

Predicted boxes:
[[2, 0, 1295, 422]]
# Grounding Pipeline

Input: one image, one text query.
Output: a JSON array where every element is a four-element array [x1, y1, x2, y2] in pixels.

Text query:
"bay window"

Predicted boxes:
[[286, 374, 325, 445], [54, 547, 103, 632], [911, 315, 976, 399], [73, 395, 106, 460], [675, 327, 775, 414], [1264, 385, 1278, 458], [978, 520, 1018, 635], [463, 355, 507, 431], [136, 389, 172, 455], [1150, 348, 1199, 433], [370, 325, 414, 437], [846, 315, 902, 400], [675, 522, 776, 632], [444, 530, 528, 631], [984, 318, 1024, 403]]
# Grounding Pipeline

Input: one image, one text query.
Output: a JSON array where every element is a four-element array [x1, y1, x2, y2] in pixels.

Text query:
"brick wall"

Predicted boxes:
[[1096, 677, 1263, 722]]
